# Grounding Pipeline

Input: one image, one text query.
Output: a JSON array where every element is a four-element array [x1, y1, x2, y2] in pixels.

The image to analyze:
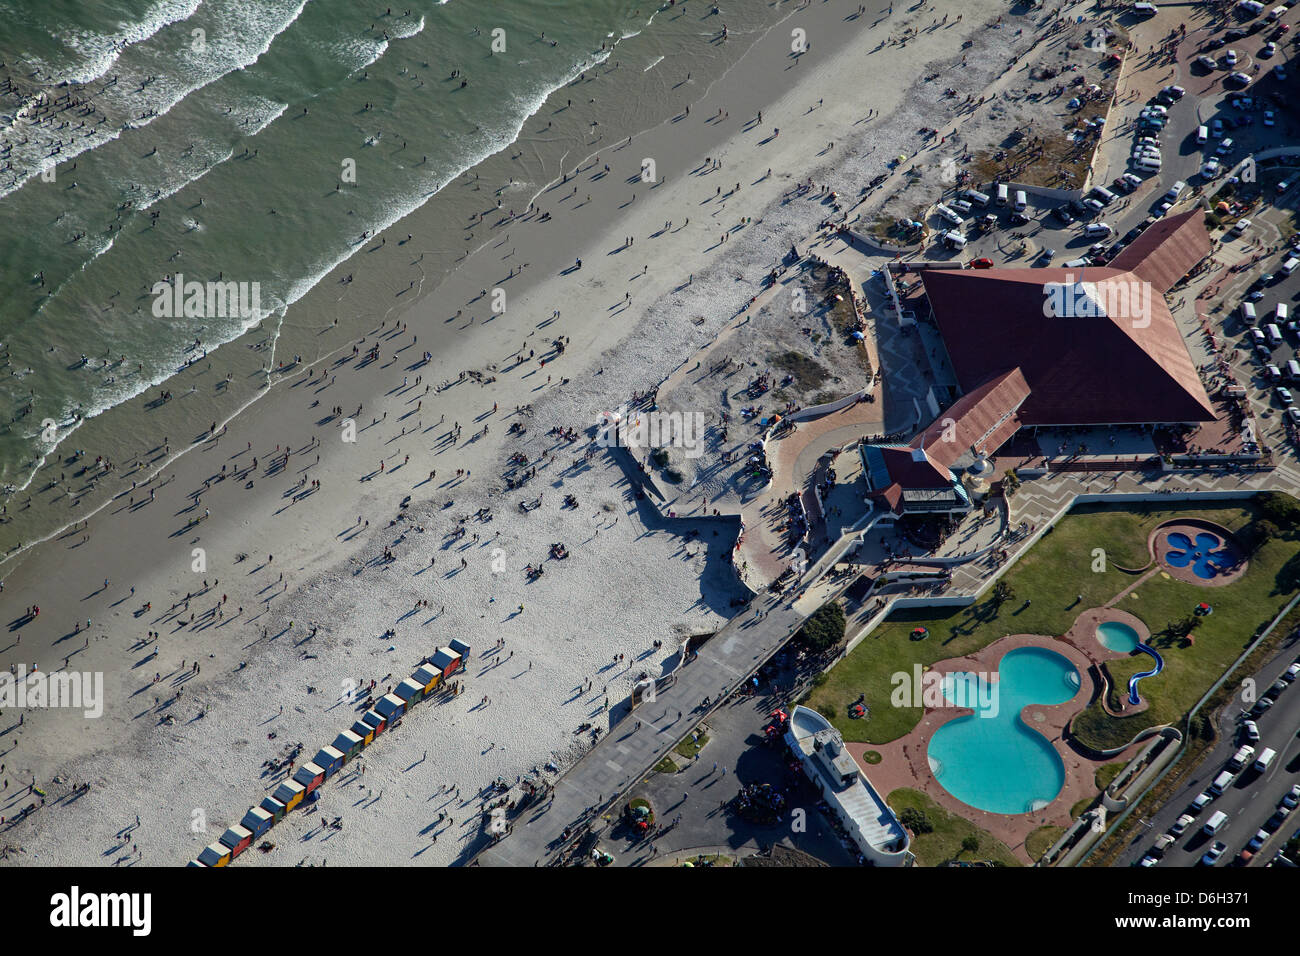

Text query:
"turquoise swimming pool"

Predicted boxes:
[[1097, 621, 1140, 653], [927, 647, 1081, 815]]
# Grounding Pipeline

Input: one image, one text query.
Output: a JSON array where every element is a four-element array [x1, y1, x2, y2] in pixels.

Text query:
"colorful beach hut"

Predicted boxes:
[[219, 824, 253, 859], [361, 709, 387, 737], [350, 719, 376, 746], [273, 779, 306, 813], [374, 694, 406, 723], [186, 860, 205, 867], [199, 842, 232, 867], [432, 647, 462, 679], [259, 795, 288, 824], [395, 677, 425, 707], [333, 730, 364, 763], [241, 806, 274, 840], [293, 762, 326, 795], [312, 746, 345, 779], [448, 637, 471, 659], [412, 664, 441, 695]]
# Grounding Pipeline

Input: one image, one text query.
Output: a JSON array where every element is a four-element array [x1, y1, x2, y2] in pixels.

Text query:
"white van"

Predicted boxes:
[[1243, 302, 1258, 324], [1232, 217, 1252, 236], [1085, 222, 1112, 238], [1203, 810, 1229, 835], [1277, 303, 1290, 325], [1281, 257, 1299, 276], [996, 182, 1009, 206], [1237, 0, 1265, 14], [1064, 256, 1091, 268], [942, 230, 967, 250], [1090, 186, 1116, 206], [1197, 124, 1209, 144], [1014, 189, 1028, 212], [1267, 323, 1284, 347], [935, 203, 963, 226], [1268, 4, 1286, 21], [962, 188, 990, 207], [1253, 747, 1277, 772], [1134, 1, 1159, 15], [1287, 359, 1300, 381], [1210, 770, 1235, 796], [1133, 156, 1162, 172]]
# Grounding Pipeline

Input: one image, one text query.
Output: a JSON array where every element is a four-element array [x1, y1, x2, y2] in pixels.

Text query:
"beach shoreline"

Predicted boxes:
[[0, 0, 1052, 865]]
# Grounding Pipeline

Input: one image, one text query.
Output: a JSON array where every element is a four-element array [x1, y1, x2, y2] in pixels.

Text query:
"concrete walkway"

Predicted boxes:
[[476, 589, 805, 866]]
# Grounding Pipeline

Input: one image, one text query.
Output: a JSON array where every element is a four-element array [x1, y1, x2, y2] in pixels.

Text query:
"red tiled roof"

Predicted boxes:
[[875, 445, 953, 489], [911, 368, 1030, 468], [1106, 210, 1211, 293], [918, 264, 1215, 426]]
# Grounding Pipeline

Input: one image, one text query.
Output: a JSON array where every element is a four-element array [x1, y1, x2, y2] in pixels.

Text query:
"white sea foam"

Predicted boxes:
[[57, 0, 205, 86], [0, 0, 310, 199], [643, 55, 665, 72]]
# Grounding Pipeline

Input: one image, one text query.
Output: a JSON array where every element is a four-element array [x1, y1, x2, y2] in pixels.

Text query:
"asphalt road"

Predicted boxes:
[[1118, 631, 1300, 868]]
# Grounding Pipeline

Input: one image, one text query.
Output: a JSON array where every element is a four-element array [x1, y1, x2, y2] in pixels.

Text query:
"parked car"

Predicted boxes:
[[1251, 695, 1274, 716], [1212, 118, 1226, 137], [1052, 206, 1075, 224], [1190, 791, 1213, 814], [1247, 829, 1269, 852], [1202, 159, 1223, 179], [1284, 662, 1300, 682], [1227, 71, 1253, 86], [1242, 719, 1261, 742], [1282, 784, 1300, 810], [1195, 54, 1218, 70], [1262, 41, 1277, 56], [1170, 813, 1195, 836], [1201, 841, 1227, 865], [1218, 137, 1236, 155], [1225, 48, 1240, 66]]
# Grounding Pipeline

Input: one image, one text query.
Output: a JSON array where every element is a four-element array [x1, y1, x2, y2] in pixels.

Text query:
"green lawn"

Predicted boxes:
[[887, 788, 1021, 867], [675, 729, 709, 760], [1095, 762, 1124, 791], [1026, 825, 1066, 862], [804, 501, 1287, 749]]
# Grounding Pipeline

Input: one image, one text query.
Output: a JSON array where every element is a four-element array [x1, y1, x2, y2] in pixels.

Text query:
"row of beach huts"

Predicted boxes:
[[189, 638, 471, 866]]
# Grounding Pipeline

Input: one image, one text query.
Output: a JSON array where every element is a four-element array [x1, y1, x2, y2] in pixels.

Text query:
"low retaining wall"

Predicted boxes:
[[786, 389, 868, 423]]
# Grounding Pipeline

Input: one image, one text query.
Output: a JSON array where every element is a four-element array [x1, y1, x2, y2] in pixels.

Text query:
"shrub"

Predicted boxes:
[[797, 603, 846, 653], [899, 807, 933, 834]]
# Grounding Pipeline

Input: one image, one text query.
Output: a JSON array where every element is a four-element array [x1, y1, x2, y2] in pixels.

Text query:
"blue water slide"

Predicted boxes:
[[1127, 642, 1164, 706]]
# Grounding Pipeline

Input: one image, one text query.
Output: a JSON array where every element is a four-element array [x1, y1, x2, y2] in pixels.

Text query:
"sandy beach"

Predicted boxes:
[[0, 0, 1058, 866]]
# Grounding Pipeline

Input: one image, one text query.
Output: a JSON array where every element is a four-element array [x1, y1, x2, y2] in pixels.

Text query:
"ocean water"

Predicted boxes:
[[0, 0, 786, 512]]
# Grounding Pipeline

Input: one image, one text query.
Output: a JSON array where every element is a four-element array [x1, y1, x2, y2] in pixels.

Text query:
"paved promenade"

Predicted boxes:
[[477, 588, 808, 866]]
